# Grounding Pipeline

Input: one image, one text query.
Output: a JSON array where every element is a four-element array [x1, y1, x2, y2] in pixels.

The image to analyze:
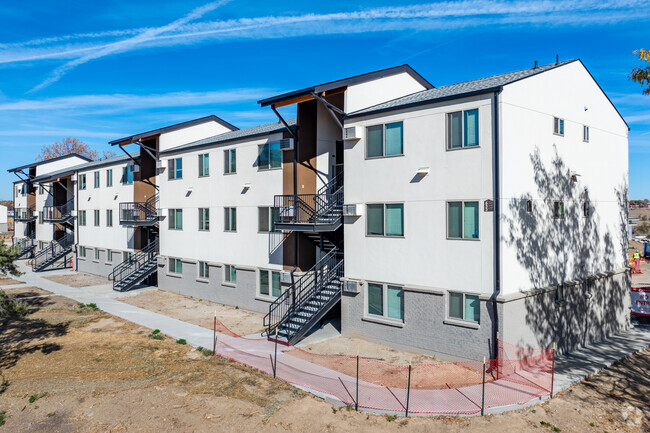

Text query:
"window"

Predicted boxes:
[[367, 203, 404, 237], [583, 201, 590, 218], [526, 200, 533, 213], [199, 261, 209, 279], [553, 117, 565, 136], [198, 153, 209, 177], [106, 169, 113, 187], [366, 122, 403, 158], [447, 109, 479, 149], [447, 201, 479, 239], [39, 241, 45, 250], [259, 269, 281, 297], [94, 209, 100, 226], [224, 264, 237, 284], [79, 246, 86, 258], [121, 166, 134, 185], [94, 248, 100, 261], [367, 283, 404, 321], [169, 258, 183, 274], [168, 209, 183, 230], [106, 209, 113, 227], [79, 174, 87, 189], [107, 249, 113, 262], [38, 211, 43, 224], [94, 171, 100, 188], [258, 207, 279, 232], [198, 208, 210, 231], [123, 251, 132, 262], [258, 142, 282, 169], [583, 125, 589, 142], [448, 292, 480, 323], [553, 201, 565, 219], [39, 185, 44, 195], [555, 284, 565, 302], [79, 210, 87, 226], [224, 149, 236, 174], [168, 158, 183, 180], [224, 207, 237, 231]]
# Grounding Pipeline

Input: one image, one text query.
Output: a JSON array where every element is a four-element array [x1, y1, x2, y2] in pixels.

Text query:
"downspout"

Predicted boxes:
[[491, 90, 502, 359], [75, 172, 79, 273]]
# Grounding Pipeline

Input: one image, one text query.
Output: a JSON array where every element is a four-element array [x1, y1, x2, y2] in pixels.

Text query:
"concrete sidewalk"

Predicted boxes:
[[7, 264, 650, 413]]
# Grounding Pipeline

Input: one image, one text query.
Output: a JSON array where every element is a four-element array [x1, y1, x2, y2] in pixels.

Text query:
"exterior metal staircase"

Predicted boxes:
[[264, 247, 344, 344], [274, 171, 343, 232], [109, 239, 159, 292], [31, 233, 74, 272], [43, 199, 75, 224], [14, 236, 36, 259], [119, 194, 159, 226]]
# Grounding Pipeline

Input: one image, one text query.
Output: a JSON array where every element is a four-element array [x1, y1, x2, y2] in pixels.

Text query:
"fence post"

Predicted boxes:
[[213, 310, 217, 356], [481, 356, 486, 416], [550, 342, 556, 397], [496, 331, 500, 380], [355, 348, 359, 411], [273, 327, 278, 378], [405, 358, 412, 417]]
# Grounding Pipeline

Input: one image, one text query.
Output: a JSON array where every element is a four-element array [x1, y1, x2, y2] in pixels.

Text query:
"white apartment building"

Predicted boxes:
[[10, 61, 630, 361]]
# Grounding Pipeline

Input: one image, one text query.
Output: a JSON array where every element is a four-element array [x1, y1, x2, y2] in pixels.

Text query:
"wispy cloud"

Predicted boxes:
[[28, 0, 231, 92]]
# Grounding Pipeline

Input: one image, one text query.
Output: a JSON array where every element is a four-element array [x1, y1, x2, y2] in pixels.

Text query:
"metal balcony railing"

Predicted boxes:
[[119, 194, 159, 226], [14, 207, 36, 221], [43, 199, 74, 223]]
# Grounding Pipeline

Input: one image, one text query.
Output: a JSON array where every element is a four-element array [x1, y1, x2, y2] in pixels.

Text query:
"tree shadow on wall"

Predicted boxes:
[[503, 146, 629, 354]]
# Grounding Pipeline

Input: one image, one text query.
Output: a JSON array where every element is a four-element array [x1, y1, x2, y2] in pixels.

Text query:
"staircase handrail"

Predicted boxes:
[[109, 239, 159, 285], [31, 233, 74, 269]]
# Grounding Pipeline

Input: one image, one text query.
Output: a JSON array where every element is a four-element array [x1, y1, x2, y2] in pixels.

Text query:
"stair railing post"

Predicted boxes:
[[405, 358, 412, 417], [355, 348, 359, 411], [273, 327, 278, 378]]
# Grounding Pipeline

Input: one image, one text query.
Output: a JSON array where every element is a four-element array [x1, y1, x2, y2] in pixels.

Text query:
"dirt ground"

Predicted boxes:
[[118, 289, 266, 336], [0, 275, 23, 286], [0, 289, 647, 432], [1, 287, 51, 297], [42, 273, 110, 288]]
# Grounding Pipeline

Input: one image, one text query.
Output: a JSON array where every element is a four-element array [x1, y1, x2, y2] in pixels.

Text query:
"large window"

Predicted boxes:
[[258, 207, 279, 232], [94, 171, 100, 188], [259, 269, 281, 297], [367, 203, 404, 237], [169, 209, 183, 230], [79, 210, 86, 226], [198, 153, 209, 177], [106, 209, 113, 227], [169, 258, 182, 274], [198, 208, 210, 231], [258, 142, 282, 169], [121, 166, 134, 185], [224, 149, 236, 174], [224, 207, 237, 231], [224, 264, 236, 284], [553, 117, 565, 136], [199, 261, 209, 279], [553, 201, 565, 219], [367, 283, 404, 321], [366, 122, 403, 158], [447, 109, 479, 149], [94, 209, 100, 226], [79, 174, 87, 190], [106, 169, 113, 187], [448, 292, 480, 323], [447, 201, 479, 239], [168, 158, 183, 180]]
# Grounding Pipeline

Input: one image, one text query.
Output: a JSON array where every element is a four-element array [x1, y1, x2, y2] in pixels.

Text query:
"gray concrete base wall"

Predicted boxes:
[[76, 246, 127, 278], [501, 270, 631, 354], [157, 259, 276, 315]]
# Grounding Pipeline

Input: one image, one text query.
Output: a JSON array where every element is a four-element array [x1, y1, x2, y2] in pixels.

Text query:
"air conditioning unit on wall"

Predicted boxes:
[[343, 280, 359, 293], [157, 256, 166, 267], [279, 138, 294, 151], [156, 160, 166, 169], [343, 204, 362, 217], [343, 126, 360, 141]]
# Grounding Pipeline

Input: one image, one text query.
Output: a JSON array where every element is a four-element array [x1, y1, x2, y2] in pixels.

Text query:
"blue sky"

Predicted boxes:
[[0, 0, 648, 199]]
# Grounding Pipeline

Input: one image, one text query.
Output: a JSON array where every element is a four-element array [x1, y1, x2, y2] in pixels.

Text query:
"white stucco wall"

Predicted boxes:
[[158, 121, 235, 153], [158, 133, 285, 270], [343, 94, 495, 295], [0, 205, 7, 225], [34, 155, 88, 176], [344, 72, 429, 114]]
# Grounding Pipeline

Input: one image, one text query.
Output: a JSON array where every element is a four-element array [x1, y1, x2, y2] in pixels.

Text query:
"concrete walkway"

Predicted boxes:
[[6, 264, 650, 415]]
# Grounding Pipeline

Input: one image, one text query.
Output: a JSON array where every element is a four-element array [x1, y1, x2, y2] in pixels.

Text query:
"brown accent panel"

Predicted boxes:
[[282, 232, 296, 271], [296, 100, 317, 196], [281, 232, 316, 272], [275, 94, 314, 108], [134, 138, 157, 203], [26, 192, 35, 209]]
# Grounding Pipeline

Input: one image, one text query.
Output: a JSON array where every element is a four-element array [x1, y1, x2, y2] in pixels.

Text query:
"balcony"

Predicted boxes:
[[14, 207, 36, 222], [43, 199, 74, 223], [119, 194, 159, 226]]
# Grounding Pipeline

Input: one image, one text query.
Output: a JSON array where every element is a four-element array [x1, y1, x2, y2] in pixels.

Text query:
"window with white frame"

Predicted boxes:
[[198, 153, 209, 177], [366, 122, 403, 158], [553, 201, 565, 219], [258, 207, 279, 232], [39, 185, 44, 195], [367, 283, 404, 321], [168, 158, 183, 180], [199, 261, 209, 279], [259, 269, 281, 297], [258, 142, 282, 169], [94, 248, 100, 261], [107, 249, 112, 262], [447, 201, 479, 239], [39, 241, 45, 250], [79, 174, 87, 189], [366, 203, 404, 237], [224, 149, 236, 174], [583, 200, 590, 218], [447, 109, 479, 149], [224, 264, 236, 284], [38, 211, 43, 224], [198, 208, 210, 231], [106, 169, 113, 187], [583, 125, 589, 142], [106, 209, 113, 227], [224, 207, 236, 231], [553, 117, 565, 136], [94, 209, 100, 226], [122, 166, 134, 185], [94, 171, 100, 188], [555, 284, 565, 302], [168, 209, 183, 230], [169, 258, 182, 274], [79, 246, 86, 257], [79, 210, 86, 226], [448, 292, 480, 323]]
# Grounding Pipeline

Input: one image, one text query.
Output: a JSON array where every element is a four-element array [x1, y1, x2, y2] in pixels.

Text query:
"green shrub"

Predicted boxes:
[[0, 410, 6, 426], [176, 339, 187, 345], [0, 290, 28, 319]]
